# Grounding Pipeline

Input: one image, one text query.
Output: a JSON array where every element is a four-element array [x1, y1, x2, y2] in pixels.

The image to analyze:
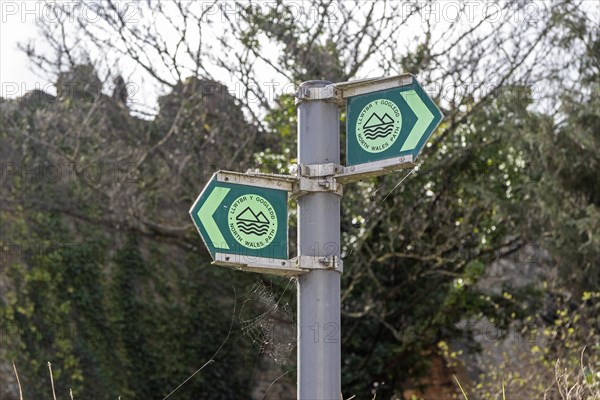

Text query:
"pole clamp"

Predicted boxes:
[[297, 162, 343, 178], [294, 84, 342, 105], [290, 162, 344, 199], [291, 176, 343, 199], [292, 255, 343, 274]]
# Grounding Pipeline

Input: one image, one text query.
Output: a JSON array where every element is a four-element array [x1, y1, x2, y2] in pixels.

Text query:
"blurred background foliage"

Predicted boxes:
[[0, 1, 598, 399]]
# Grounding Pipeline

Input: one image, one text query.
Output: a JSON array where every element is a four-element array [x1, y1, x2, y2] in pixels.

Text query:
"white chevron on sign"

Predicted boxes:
[[197, 187, 230, 249], [400, 90, 435, 152]]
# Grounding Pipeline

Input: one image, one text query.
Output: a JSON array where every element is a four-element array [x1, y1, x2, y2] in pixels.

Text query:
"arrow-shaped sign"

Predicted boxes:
[[345, 76, 443, 167], [190, 171, 290, 261]]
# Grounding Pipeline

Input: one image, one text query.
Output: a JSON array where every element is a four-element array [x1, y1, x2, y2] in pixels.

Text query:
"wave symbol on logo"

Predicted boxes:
[[362, 112, 395, 140], [236, 206, 270, 236]]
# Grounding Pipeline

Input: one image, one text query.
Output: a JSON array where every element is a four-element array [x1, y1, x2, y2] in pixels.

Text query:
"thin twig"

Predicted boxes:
[[259, 370, 291, 400], [162, 285, 238, 399], [12, 361, 23, 400], [453, 374, 469, 400], [48, 362, 57, 400]]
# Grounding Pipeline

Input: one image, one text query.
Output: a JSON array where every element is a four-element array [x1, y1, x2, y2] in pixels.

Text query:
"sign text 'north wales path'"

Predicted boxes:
[[189, 172, 289, 261], [346, 77, 443, 166]]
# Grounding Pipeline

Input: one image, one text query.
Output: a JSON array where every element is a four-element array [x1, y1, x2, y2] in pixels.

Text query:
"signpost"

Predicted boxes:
[[346, 78, 443, 165], [296, 80, 341, 399], [189, 74, 443, 399], [189, 170, 295, 274], [335, 74, 443, 182]]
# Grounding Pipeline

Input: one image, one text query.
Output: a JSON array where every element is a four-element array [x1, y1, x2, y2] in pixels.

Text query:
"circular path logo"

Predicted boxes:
[[356, 99, 402, 153], [228, 194, 278, 249]]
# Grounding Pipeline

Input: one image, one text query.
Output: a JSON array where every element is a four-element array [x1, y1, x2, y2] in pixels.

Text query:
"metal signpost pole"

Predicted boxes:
[[296, 80, 341, 399], [190, 74, 442, 400]]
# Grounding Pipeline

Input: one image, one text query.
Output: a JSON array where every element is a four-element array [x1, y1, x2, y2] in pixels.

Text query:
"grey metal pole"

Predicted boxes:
[[297, 80, 341, 399]]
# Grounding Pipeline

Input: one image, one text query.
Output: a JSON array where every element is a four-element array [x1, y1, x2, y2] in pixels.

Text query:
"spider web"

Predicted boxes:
[[239, 278, 296, 365]]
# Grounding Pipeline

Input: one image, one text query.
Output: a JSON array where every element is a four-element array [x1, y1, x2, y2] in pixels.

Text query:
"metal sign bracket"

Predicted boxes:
[[291, 175, 343, 199], [292, 255, 343, 274], [213, 253, 301, 277], [216, 170, 296, 191], [213, 253, 343, 276], [335, 155, 415, 184], [290, 162, 344, 199], [294, 74, 415, 106], [297, 162, 343, 177]]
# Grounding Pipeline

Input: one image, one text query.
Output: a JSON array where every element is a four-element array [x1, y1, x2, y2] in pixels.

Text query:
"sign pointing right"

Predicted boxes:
[[345, 76, 443, 166], [399, 90, 435, 152]]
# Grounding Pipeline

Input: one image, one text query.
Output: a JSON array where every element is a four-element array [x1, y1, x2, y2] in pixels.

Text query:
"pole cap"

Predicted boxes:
[[295, 80, 338, 104]]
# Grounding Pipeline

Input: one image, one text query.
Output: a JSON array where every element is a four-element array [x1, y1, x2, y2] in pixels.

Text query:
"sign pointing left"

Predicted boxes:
[[189, 171, 291, 263], [198, 186, 231, 250]]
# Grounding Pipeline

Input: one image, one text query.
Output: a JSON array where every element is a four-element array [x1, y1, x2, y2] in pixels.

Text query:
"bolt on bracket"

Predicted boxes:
[[292, 255, 343, 274], [290, 176, 343, 199], [297, 162, 343, 178]]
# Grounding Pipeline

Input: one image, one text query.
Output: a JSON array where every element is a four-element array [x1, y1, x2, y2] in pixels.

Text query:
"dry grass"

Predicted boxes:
[[454, 348, 600, 400], [550, 349, 600, 400], [12, 360, 79, 400], [12, 361, 23, 400]]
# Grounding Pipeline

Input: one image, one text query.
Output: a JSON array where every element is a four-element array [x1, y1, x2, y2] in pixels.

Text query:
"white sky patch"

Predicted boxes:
[[1, 4, 52, 97], [1, 0, 598, 119]]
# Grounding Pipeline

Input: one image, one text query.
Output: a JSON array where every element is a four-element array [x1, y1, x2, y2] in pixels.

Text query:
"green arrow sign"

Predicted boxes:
[[346, 79, 443, 166], [190, 173, 288, 261]]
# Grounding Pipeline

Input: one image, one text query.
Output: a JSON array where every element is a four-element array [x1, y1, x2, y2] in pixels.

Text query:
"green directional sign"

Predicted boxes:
[[346, 79, 443, 166], [189, 173, 288, 260]]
